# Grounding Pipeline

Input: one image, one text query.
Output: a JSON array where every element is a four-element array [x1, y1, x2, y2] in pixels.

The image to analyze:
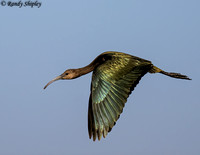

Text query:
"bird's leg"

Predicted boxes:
[[150, 66, 191, 80]]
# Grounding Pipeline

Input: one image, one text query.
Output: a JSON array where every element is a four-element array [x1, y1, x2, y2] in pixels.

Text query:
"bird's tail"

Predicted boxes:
[[149, 65, 191, 80]]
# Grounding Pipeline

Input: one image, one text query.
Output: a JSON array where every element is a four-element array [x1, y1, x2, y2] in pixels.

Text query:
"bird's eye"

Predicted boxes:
[[65, 73, 69, 75]]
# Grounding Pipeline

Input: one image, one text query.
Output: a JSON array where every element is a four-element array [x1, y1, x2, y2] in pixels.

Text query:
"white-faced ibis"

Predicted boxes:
[[44, 51, 191, 141]]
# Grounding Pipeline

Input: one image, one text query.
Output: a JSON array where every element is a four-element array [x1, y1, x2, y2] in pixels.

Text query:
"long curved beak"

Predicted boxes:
[[44, 75, 62, 89]]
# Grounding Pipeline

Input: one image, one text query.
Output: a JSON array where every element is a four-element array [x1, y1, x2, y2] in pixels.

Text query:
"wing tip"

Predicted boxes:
[[89, 128, 110, 141]]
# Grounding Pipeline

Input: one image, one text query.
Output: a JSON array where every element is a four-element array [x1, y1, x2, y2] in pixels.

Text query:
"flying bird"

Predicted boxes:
[[44, 51, 191, 141]]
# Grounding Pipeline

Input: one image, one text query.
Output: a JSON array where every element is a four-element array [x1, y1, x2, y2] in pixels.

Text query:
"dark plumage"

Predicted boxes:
[[44, 51, 191, 141]]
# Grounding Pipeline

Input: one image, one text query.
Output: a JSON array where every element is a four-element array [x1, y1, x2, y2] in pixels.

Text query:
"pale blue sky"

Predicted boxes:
[[0, 0, 199, 155]]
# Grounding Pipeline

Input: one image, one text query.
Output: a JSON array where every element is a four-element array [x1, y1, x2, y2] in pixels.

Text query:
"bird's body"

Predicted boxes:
[[44, 51, 191, 141]]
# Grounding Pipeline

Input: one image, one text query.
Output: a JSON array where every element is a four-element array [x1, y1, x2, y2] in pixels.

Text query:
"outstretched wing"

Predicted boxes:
[[88, 55, 152, 141]]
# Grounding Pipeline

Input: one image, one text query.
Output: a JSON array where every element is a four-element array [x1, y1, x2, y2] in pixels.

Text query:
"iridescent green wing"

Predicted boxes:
[[88, 55, 152, 141]]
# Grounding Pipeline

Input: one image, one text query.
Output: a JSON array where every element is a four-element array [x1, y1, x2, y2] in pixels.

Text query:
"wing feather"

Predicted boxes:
[[88, 54, 152, 141]]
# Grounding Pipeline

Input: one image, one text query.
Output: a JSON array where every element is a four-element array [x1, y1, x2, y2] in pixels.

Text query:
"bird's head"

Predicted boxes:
[[44, 69, 79, 89], [61, 69, 78, 79]]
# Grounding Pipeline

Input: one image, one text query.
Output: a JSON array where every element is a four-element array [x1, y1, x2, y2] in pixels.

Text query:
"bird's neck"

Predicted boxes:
[[74, 54, 105, 78], [76, 64, 95, 77]]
